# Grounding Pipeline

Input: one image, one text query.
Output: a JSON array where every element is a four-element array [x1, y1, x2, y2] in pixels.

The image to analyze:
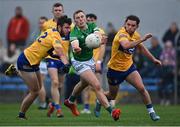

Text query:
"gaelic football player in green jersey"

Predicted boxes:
[[64, 10, 121, 121]]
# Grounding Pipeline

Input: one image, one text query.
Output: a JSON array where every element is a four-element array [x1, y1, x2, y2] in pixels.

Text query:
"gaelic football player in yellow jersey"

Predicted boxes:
[[41, 2, 69, 118], [42, 2, 64, 31], [46, 16, 71, 118], [80, 13, 107, 114], [14, 17, 71, 119], [94, 15, 161, 121]]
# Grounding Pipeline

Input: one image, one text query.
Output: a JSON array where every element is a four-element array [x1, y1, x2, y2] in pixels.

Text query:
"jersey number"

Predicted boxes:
[[37, 32, 48, 43]]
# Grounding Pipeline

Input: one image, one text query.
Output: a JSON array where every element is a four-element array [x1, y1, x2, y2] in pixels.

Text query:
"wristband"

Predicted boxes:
[[97, 60, 101, 64]]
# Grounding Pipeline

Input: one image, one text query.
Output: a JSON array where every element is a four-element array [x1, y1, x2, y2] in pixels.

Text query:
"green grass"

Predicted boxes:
[[0, 103, 180, 126]]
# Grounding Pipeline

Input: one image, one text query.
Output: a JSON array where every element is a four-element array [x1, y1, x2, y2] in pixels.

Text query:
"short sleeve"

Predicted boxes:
[[119, 33, 129, 42], [51, 32, 63, 48], [70, 28, 78, 42]]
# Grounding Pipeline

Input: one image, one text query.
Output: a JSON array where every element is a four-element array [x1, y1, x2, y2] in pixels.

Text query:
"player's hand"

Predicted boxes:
[[73, 47, 81, 54], [101, 34, 108, 45], [62, 64, 71, 73], [143, 33, 152, 41], [153, 59, 162, 66]]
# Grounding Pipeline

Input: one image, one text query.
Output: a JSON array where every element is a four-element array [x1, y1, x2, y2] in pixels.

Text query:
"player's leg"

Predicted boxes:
[[18, 71, 41, 119], [80, 70, 121, 121], [94, 67, 121, 117], [47, 68, 63, 117], [57, 74, 65, 117], [126, 70, 160, 121], [64, 80, 88, 116], [38, 73, 47, 109], [81, 86, 91, 114], [38, 61, 48, 109]]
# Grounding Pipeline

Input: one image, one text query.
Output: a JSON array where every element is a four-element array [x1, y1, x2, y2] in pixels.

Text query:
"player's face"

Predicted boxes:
[[61, 23, 71, 36], [39, 19, 46, 30], [125, 20, 138, 35], [53, 6, 64, 19], [87, 17, 96, 23], [74, 12, 87, 29]]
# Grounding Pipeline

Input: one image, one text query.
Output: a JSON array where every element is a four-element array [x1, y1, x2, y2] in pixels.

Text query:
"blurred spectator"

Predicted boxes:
[[7, 6, 29, 50], [0, 43, 20, 74], [162, 22, 179, 46], [133, 48, 145, 72], [30, 16, 48, 42], [106, 22, 117, 46], [104, 22, 117, 65], [0, 39, 6, 66], [159, 41, 176, 105], [140, 36, 162, 78]]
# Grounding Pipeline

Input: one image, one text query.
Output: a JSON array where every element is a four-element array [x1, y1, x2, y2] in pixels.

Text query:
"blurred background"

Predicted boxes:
[[0, 0, 180, 106]]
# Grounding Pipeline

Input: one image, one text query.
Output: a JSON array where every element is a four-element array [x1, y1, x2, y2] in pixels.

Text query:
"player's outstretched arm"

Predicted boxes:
[[54, 46, 69, 65], [138, 43, 162, 66], [120, 33, 152, 50]]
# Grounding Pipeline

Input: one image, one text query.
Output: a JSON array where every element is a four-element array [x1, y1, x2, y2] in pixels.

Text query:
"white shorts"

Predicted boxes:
[[39, 61, 48, 74], [71, 58, 95, 75]]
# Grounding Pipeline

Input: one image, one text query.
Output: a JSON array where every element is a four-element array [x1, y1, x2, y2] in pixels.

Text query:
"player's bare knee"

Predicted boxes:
[[52, 80, 59, 88], [93, 83, 101, 92], [31, 88, 40, 96]]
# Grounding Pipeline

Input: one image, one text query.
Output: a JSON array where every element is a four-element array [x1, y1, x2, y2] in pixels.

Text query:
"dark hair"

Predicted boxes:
[[73, 10, 85, 19], [15, 6, 22, 11], [40, 16, 48, 21], [53, 2, 63, 8], [86, 13, 97, 20], [125, 15, 140, 25], [57, 15, 72, 27]]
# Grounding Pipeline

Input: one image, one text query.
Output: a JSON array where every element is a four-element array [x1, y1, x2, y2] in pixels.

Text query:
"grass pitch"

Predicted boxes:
[[0, 103, 179, 126]]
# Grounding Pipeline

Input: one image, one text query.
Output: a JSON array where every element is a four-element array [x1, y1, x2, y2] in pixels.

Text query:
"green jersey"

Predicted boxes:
[[70, 23, 99, 61]]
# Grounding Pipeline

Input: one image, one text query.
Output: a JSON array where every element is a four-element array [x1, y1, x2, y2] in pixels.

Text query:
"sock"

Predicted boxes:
[[55, 104, 61, 110], [84, 104, 89, 110], [40, 102, 46, 108], [69, 95, 76, 103], [51, 102, 55, 107], [146, 104, 155, 114], [106, 106, 113, 114], [19, 112, 25, 118], [96, 99, 100, 104]]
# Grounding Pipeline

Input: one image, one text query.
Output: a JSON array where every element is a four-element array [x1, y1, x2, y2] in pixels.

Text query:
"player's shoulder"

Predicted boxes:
[[134, 31, 141, 39], [117, 27, 128, 38]]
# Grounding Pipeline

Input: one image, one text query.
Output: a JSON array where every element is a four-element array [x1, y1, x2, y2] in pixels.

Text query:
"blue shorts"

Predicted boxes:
[[107, 64, 137, 86], [17, 52, 39, 72], [46, 58, 64, 69]]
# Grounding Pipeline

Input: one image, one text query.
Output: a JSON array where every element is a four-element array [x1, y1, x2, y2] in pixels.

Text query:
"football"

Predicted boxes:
[[85, 33, 101, 49]]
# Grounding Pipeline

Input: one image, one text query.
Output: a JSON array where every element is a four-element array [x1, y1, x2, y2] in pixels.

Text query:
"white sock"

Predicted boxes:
[[147, 107, 155, 114]]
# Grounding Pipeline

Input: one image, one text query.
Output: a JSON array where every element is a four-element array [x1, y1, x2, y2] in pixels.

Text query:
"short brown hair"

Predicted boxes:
[[125, 15, 140, 25], [73, 10, 85, 19], [53, 2, 63, 8]]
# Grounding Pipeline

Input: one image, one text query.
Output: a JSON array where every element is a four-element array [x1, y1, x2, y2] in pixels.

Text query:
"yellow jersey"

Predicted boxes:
[[24, 29, 63, 65], [46, 36, 70, 60], [107, 27, 141, 71], [43, 18, 73, 60], [93, 28, 106, 61]]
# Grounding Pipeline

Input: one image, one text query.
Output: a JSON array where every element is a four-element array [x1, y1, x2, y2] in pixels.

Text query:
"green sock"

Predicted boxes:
[[69, 95, 76, 103], [106, 106, 113, 114]]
